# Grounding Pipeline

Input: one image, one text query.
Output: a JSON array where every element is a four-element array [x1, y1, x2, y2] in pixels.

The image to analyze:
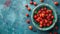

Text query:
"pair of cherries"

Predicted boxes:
[[30, 0, 37, 6], [34, 7, 54, 28]]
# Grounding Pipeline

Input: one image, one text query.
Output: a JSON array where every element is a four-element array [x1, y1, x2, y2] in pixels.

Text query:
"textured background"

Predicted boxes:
[[0, 0, 60, 34]]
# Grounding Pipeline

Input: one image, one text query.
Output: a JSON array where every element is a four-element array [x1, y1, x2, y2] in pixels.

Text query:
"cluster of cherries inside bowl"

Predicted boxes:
[[33, 7, 54, 28]]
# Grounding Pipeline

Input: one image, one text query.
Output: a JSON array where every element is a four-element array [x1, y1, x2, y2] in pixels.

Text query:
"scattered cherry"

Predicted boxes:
[[25, 4, 28, 7], [25, 4, 31, 11], [54, 2, 59, 6], [27, 7, 31, 11], [26, 19, 30, 24], [26, 13, 29, 17], [49, 32, 52, 34], [54, 32, 58, 34], [29, 26, 33, 30], [55, 26, 58, 30], [33, 2, 37, 6], [40, 0, 44, 2], [30, 1, 33, 4]]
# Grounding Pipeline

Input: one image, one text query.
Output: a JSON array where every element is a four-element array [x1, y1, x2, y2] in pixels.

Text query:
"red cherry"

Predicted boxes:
[[46, 10, 49, 14], [30, 1, 33, 4], [39, 14, 42, 17], [49, 32, 52, 34], [48, 10, 52, 13], [26, 13, 29, 17], [49, 21, 52, 25], [33, 2, 37, 6], [46, 14, 48, 16], [40, 21, 43, 25], [51, 15, 54, 19], [41, 13, 45, 17], [38, 10, 41, 14], [39, 18, 42, 21], [40, 24, 43, 28], [47, 16, 50, 19], [26, 19, 30, 24], [36, 18, 40, 22], [40, 0, 44, 2], [29, 26, 33, 30], [27, 7, 31, 11], [37, 17, 41, 21], [48, 17, 52, 20], [47, 23, 50, 27], [42, 11, 45, 14], [43, 23, 46, 27], [34, 15, 37, 19], [55, 26, 58, 30], [38, 17, 41, 19], [41, 8, 44, 11], [54, 32, 58, 34], [54, 2, 59, 6], [44, 19, 48, 23], [44, 7, 47, 10], [25, 4, 28, 7], [49, 14, 52, 17], [47, 16, 51, 21]]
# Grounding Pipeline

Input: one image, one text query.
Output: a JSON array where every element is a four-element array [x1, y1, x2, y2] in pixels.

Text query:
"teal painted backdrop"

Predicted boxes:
[[0, 0, 60, 34]]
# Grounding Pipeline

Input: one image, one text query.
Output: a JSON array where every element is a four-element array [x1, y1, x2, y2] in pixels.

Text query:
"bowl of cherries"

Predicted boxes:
[[31, 3, 57, 31]]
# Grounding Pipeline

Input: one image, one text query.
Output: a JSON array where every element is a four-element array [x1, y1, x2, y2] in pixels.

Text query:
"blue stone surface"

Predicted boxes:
[[0, 0, 60, 34]]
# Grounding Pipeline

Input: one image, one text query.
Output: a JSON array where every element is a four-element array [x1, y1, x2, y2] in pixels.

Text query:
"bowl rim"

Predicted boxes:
[[31, 3, 57, 31]]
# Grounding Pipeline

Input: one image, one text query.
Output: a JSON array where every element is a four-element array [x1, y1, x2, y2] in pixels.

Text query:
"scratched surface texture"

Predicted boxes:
[[0, 0, 60, 34]]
